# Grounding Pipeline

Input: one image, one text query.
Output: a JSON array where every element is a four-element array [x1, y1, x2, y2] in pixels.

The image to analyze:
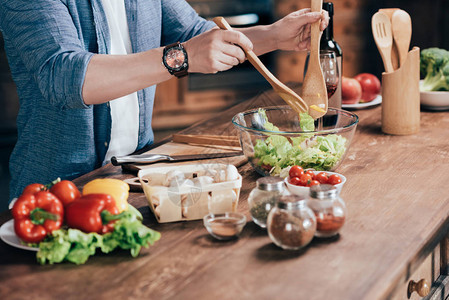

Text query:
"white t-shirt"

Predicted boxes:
[[102, 0, 140, 163]]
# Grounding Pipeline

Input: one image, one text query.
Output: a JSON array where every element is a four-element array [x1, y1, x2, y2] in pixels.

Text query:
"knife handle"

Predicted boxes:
[[111, 154, 172, 166]]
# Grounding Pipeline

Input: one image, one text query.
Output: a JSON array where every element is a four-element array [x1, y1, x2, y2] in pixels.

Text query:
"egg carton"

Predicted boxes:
[[138, 164, 242, 223]]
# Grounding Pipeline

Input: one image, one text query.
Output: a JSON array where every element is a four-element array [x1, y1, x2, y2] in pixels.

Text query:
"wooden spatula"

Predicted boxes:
[[213, 17, 308, 115], [301, 0, 328, 119]]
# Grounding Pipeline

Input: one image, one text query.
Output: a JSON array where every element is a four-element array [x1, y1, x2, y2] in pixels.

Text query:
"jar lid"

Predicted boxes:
[[256, 177, 285, 191], [276, 195, 307, 209], [309, 184, 338, 200]]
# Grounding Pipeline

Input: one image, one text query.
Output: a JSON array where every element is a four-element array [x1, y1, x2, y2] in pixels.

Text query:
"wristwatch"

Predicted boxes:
[[162, 42, 189, 78]]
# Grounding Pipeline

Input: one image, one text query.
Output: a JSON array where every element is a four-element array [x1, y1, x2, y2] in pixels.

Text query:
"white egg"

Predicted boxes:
[[192, 176, 214, 187], [226, 165, 239, 181], [169, 178, 194, 189], [163, 170, 185, 186]]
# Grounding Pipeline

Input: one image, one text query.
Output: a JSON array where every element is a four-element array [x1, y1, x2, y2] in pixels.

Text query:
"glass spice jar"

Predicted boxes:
[[248, 177, 289, 228], [267, 195, 316, 250], [308, 184, 346, 238]]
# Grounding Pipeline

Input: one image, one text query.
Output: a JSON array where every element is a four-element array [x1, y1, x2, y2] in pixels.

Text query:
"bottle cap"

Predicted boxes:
[[323, 2, 334, 16], [256, 177, 284, 191], [276, 195, 307, 210], [309, 184, 338, 200]]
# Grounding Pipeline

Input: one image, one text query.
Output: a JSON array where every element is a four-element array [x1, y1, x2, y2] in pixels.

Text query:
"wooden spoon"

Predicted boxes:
[[213, 17, 308, 114], [301, 0, 328, 119], [391, 10, 412, 67], [371, 11, 394, 73]]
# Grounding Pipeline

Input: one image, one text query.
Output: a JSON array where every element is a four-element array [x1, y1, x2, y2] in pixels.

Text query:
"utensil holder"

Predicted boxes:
[[381, 47, 420, 135]]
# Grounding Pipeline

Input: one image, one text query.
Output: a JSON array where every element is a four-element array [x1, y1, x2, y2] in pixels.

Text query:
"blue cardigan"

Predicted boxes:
[[0, 0, 214, 200]]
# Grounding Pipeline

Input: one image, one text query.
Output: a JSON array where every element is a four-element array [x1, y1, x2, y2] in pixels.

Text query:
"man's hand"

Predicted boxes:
[[183, 28, 253, 74], [272, 8, 329, 51]]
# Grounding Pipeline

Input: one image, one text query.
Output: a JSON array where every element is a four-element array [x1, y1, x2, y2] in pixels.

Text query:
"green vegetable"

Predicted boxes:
[[257, 109, 314, 132], [420, 47, 449, 91], [254, 134, 347, 175], [253, 110, 347, 175], [299, 112, 314, 132], [36, 207, 160, 265], [257, 108, 279, 131]]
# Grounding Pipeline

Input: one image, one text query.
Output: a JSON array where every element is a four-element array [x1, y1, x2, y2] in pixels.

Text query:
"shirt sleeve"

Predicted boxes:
[[0, 0, 93, 110], [160, 0, 216, 46]]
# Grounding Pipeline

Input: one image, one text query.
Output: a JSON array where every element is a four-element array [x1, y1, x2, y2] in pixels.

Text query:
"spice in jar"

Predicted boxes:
[[315, 213, 345, 233], [248, 177, 288, 228], [267, 195, 316, 250], [308, 184, 346, 238]]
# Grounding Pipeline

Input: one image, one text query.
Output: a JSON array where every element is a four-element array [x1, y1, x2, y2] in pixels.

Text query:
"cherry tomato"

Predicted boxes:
[[308, 180, 320, 187], [22, 183, 45, 196], [328, 174, 342, 185], [315, 172, 329, 184], [289, 165, 304, 178], [50, 180, 81, 206], [299, 173, 313, 186], [305, 170, 315, 179], [289, 176, 301, 186]]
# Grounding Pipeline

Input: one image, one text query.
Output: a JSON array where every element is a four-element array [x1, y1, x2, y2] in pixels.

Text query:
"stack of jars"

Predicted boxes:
[[248, 177, 346, 250]]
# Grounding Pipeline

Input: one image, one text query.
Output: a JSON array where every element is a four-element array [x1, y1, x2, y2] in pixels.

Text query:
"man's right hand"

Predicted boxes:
[[183, 28, 253, 74]]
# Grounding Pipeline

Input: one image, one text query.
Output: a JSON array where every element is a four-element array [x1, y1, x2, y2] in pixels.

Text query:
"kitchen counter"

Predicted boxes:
[[1, 88, 449, 300]]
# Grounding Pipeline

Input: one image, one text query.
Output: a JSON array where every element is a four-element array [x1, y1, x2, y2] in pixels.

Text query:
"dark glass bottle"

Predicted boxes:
[[321, 1, 342, 109]]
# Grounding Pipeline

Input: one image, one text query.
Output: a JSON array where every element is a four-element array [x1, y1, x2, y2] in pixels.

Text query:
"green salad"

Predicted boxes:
[[253, 109, 347, 175]]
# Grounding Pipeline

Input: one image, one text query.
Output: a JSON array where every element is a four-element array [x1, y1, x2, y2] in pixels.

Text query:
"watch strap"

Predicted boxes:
[[173, 68, 188, 78]]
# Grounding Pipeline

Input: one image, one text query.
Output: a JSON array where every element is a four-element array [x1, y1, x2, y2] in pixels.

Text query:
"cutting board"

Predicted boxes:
[[121, 141, 247, 173]]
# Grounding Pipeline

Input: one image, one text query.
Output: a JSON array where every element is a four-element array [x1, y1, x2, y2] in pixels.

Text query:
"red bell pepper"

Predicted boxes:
[[12, 191, 64, 243], [65, 194, 123, 234]]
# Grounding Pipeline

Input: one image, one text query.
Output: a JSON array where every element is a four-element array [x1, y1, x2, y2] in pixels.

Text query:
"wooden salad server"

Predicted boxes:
[[301, 0, 328, 119], [378, 8, 400, 70], [391, 9, 412, 68], [372, 11, 394, 73], [213, 17, 308, 115]]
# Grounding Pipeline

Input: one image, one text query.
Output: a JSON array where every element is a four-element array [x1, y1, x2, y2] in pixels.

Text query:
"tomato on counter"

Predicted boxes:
[[50, 180, 81, 206]]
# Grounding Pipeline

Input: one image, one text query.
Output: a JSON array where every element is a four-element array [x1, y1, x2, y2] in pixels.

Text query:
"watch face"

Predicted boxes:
[[166, 48, 186, 69]]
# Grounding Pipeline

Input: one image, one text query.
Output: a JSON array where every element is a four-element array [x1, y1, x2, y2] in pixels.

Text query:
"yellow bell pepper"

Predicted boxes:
[[82, 179, 129, 212], [309, 105, 326, 113]]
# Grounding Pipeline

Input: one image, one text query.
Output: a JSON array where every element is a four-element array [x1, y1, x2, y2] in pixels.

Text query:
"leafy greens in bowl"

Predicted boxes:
[[232, 106, 359, 176]]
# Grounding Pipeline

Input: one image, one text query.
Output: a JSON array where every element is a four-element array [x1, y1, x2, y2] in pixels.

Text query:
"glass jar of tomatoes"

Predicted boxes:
[[248, 177, 289, 228], [267, 195, 316, 250], [308, 184, 346, 238]]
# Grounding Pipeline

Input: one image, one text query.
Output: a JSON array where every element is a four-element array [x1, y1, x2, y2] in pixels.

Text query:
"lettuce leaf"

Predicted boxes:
[[36, 207, 161, 265], [258, 108, 279, 131], [254, 133, 347, 175], [299, 112, 315, 132], [253, 110, 347, 174]]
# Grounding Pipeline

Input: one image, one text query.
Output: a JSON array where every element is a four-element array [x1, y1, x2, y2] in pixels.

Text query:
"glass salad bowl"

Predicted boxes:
[[232, 106, 359, 177]]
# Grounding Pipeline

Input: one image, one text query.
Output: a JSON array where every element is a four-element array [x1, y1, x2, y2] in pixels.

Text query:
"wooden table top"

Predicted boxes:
[[1, 88, 449, 300]]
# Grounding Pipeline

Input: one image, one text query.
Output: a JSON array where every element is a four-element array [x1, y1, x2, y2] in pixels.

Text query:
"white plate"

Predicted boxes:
[[420, 90, 449, 110], [342, 95, 382, 110], [284, 171, 346, 197], [8, 198, 17, 210], [0, 219, 39, 251], [419, 80, 449, 110]]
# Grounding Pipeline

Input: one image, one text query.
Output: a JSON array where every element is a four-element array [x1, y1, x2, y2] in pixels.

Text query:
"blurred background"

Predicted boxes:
[[0, 0, 448, 212]]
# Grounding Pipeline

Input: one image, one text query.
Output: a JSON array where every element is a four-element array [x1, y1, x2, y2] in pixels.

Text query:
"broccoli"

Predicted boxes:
[[420, 47, 449, 91]]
